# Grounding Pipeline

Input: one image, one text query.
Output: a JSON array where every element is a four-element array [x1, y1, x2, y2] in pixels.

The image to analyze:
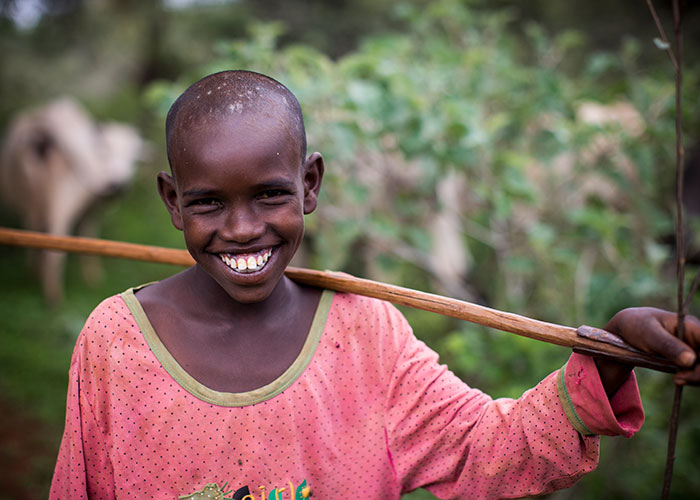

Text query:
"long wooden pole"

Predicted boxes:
[[0, 226, 676, 372], [0, 227, 195, 266], [662, 0, 685, 496]]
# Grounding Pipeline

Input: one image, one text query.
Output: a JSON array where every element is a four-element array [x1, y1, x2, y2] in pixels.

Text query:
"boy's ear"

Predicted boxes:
[[157, 171, 184, 231], [302, 152, 324, 215]]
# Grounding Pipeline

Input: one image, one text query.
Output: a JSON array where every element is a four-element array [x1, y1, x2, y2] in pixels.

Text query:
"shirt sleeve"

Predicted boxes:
[[557, 352, 643, 437], [50, 326, 116, 499], [383, 323, 644, 500]]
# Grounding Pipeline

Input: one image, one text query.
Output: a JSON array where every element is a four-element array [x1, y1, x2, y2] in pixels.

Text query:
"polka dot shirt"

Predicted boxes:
[[50, 290, 643, 499]]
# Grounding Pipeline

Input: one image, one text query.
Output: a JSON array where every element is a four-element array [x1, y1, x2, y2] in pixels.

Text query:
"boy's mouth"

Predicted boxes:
[[219, 248, 273, 273]]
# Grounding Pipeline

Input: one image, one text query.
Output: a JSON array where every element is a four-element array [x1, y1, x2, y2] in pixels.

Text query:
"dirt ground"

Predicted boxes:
[[0, 398, 58, 500]]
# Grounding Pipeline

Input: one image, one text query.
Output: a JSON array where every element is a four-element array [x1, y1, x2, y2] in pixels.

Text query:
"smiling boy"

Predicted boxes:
[[50, 70, 700, 500], [136, 72, 324, 393]]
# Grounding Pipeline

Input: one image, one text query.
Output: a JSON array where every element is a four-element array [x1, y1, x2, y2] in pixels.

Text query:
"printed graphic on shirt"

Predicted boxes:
[[179, 482, 232, 499], [179, 479, 311, 500]]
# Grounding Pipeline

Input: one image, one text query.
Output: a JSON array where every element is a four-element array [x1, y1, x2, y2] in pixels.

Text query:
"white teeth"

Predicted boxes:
[[219, 249, 273, 273]]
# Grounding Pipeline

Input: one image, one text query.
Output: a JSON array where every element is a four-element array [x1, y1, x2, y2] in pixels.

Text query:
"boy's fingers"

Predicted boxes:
[[630, 319, 697, 368]]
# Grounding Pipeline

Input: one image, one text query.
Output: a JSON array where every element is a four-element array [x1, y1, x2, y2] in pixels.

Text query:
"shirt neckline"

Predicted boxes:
[[121, 286, 334, 407]]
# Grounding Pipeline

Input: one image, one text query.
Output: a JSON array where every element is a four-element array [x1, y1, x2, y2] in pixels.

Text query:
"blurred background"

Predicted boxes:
[[1, 0, 699, 498]]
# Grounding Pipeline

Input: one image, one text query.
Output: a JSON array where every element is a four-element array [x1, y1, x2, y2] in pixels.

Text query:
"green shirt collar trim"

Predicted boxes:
[[121, 286, 333, 407]]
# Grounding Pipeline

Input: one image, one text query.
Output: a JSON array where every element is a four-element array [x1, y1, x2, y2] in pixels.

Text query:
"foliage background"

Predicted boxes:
[[1, 0, 699, 498]]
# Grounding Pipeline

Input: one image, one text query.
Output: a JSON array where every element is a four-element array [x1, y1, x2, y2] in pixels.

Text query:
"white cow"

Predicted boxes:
[[0, 98, 146, 305]]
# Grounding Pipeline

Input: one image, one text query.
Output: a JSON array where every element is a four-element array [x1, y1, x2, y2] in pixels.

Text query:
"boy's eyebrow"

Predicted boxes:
[[181, 188, 218, 198], [256, 178, 297, 190], [181, 179, 297, 198]]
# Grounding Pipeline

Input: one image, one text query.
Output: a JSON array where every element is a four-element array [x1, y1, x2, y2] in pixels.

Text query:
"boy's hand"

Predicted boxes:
[[603, 307, 700, 387]]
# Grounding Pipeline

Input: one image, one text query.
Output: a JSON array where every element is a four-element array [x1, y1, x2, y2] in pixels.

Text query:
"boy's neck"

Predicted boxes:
[[185, 264, 298, 325], [135, 265, 323, 393]]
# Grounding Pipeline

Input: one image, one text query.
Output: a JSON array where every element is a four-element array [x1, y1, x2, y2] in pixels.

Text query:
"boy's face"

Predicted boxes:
[[159, 110, 323, 304]]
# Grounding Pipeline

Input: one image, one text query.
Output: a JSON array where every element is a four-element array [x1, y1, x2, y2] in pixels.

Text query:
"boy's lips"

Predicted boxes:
[[218, 248, 274, 274]]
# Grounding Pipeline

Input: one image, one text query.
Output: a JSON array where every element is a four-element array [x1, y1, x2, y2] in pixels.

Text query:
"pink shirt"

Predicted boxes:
[[50, 288, 643, 499]]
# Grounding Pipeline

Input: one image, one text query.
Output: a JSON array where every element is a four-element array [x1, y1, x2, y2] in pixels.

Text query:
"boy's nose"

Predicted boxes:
[[219, 206, 265, 243]]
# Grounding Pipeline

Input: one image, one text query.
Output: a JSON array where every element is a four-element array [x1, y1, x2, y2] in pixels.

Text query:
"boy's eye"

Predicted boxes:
[[186, 198, 221, 210], [259, 189, 287, 200]]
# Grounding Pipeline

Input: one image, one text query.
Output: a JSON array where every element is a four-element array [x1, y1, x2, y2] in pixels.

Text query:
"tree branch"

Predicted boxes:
[[645, 0, 679, 71], [661, 0, 685, 498]]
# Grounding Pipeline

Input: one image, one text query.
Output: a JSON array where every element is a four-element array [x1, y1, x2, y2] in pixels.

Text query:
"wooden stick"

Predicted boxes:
[[286, 267, 675, 372], [0, 227, 677, 372], [662, 1, 686, 496], [0, 227, 195, 266]]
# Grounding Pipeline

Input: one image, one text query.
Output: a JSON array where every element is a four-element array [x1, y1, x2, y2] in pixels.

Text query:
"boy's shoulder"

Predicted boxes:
[[74, 289, 146, 357], [86, 290, 139, 321], [332, 289, 394, 309], [78, 281, 164, 343], [326, 290, 412, 333]]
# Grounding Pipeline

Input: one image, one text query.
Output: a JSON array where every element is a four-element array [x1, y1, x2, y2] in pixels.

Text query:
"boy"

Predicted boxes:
[[50, 70, 700, 499]]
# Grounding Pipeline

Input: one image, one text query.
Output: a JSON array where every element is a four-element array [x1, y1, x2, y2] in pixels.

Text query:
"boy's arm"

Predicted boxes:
[[50, 331, 115, 500], [596, 308, 700, 396], [384, 329, 640, 499]]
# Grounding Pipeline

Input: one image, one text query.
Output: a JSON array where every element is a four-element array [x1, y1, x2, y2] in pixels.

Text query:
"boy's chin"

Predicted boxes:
[[210, 269, 288, 305]]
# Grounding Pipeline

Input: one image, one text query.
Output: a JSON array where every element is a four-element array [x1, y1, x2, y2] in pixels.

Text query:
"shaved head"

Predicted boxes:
[[165, 70, 307, 170]]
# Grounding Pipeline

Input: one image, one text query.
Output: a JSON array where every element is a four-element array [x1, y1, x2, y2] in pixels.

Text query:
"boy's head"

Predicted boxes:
[[165, 70, 307, 170], [158, 70, 324, 304]]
